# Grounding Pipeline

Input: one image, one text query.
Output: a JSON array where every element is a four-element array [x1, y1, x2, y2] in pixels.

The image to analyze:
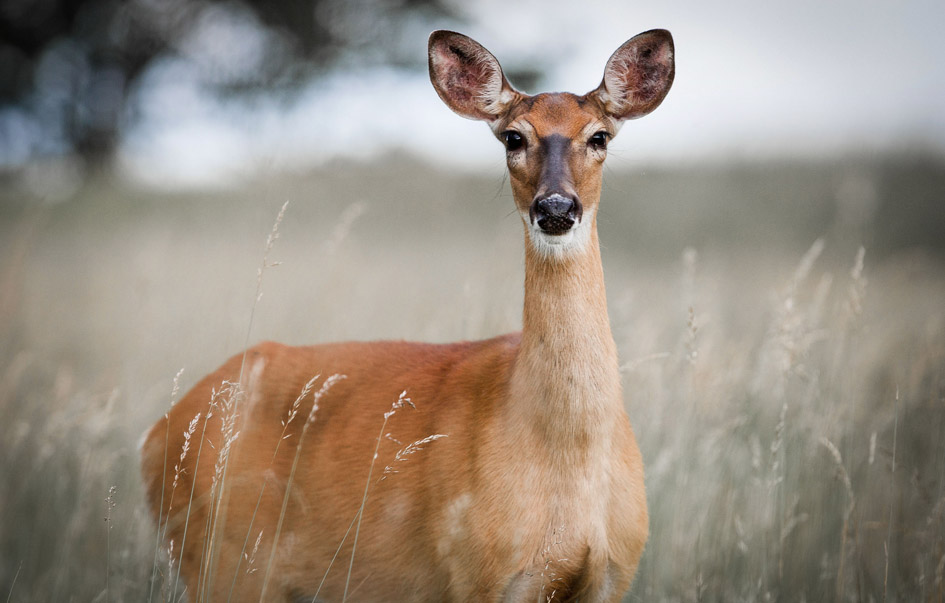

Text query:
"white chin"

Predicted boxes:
[[528, 224, 588, 259]]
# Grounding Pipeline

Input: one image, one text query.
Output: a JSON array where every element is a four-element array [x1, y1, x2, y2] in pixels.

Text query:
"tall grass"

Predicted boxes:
[[1, 157, 943, 601], [623, 243, 945, 601]]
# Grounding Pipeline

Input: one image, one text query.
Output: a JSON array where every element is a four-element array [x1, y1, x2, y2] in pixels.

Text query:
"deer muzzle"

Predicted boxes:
[[530, 193, 582, 235]]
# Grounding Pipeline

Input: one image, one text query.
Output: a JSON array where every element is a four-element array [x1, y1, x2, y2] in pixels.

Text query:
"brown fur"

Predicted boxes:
[[142, 29, 674, 602]]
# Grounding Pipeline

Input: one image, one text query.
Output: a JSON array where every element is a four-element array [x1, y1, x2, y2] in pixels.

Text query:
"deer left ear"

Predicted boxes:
[[589, 29, 675, 121], [428, 30, 519, 123]]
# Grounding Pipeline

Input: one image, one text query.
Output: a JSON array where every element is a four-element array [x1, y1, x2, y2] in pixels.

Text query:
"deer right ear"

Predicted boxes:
[[590, 29, 675, 121], [428, 31, 519, 123]]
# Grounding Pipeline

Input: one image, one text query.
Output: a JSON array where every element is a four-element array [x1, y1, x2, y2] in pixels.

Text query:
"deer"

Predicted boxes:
[[141, 28, 674, 602]]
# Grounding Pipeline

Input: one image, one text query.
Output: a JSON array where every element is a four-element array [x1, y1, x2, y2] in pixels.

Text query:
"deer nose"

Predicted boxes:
[[530, 194, 582, 235]]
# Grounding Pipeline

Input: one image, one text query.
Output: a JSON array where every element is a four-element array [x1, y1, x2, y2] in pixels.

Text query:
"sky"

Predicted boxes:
[[118, 0, 945, 189]]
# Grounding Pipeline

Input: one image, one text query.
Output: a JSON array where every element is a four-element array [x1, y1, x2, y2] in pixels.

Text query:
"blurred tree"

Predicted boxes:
[[0, 0, 461, 167]]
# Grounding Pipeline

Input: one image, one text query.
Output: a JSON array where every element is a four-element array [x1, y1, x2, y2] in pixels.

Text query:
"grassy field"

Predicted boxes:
[[1, 153, 944, 601]]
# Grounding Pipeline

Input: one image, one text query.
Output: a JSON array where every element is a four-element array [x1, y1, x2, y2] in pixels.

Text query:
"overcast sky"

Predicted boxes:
[[119, 0, 945, 188]]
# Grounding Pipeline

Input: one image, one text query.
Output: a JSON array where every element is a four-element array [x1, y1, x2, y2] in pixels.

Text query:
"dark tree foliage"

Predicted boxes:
[[0, 0, 460, 164]]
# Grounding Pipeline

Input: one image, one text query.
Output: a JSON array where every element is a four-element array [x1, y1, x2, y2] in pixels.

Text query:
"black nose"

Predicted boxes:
[[531, 194, 582, 235]]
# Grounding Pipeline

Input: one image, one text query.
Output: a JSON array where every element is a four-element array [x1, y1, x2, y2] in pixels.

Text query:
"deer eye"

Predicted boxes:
[[588, 131, 610, 149], [501, 130, 524, 152]]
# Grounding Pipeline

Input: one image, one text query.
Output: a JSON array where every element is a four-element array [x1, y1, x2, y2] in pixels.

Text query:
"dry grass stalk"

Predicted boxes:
[[847, 246, 867, 321], [6, 561, 23, 602], [104, 485, 117, 603], [820, 437, 855, 600], [380, 434, 448, 480], [165, 540, 175, 603], [175, 372, 247, 599], [258, 373, 346, 601], [343, 391, 409, 601], [197, 376, 245, 599], [149, 368, 185, 603], [312, 390, 449, 602], [244, 530, 263, 575], [235, 201, 289, 410], [884, 387, 900, 603], [170, 413, 201, 496], [323, 201, 367, 258]]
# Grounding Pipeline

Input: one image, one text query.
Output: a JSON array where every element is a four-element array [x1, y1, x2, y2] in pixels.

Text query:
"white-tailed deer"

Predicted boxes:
[[142, 28, 674, 602]]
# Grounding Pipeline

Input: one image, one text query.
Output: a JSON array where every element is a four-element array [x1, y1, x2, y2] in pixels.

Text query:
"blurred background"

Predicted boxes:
[[1, 0, 944, 601], [2, 0, 944, 187]]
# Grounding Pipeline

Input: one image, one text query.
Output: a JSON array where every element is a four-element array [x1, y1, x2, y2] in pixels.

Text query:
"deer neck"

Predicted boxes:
[[508, 222, 622, 461]]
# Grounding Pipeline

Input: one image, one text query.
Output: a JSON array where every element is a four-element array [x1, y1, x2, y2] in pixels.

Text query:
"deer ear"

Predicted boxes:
[[429, 30, 518, 123], [589, 29, 675, 121]]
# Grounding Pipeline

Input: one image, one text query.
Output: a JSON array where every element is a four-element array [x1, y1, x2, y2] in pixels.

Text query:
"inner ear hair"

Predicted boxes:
[[428, 30, 516, 122], [594, 29, 675, 121]]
